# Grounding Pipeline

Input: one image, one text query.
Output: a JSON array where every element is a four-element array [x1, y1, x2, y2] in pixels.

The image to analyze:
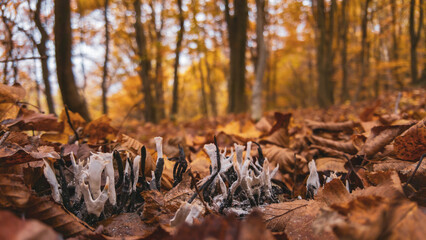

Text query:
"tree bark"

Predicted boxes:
[[171, 0, 184, 119], [134, 0, 156, 123], [224, 0, 248, 113], [150, 0, 166, 120], [311, 0, 336, 108], [354, 0, 371, 102], [339, 0, 349, 102], [197, 58, 209, 116], [390, 0, 402, 89], [409, 0, 423, 85], [54, 0, 90, 121], [251, 0, 267, 120], [102, 0, 110, 115], [34, 0, 55, 114], [203, 51, 217, 117]]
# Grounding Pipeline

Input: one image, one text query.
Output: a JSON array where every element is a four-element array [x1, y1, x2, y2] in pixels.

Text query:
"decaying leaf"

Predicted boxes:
[[84, 115, 118, 144], [3, 107, 63, 132], [175, 211, 275, 240], [0, 143, 59, 167], [358, 124, 413, 157], [263, 145, 307, 173], [305, 120, 357, 132], [393, 118, 426, 161], [0, 210, 59, 240]]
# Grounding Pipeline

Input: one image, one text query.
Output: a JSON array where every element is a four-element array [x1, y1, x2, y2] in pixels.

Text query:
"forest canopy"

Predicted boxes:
[[0, 0, 424, 122]]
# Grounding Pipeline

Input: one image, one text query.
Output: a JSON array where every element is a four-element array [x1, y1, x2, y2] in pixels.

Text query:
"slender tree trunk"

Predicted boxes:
[[150, 0, 166, 120], [54, 0, 90, 121], [390, 0, 402, 89], [224, 0, 248, 113], [311, 0, 336, 108], [171, 0, 184, 119], [204, 52, 217, 117], [1, 14, 18, 84], [102, 0, 110, 115], [134, 0, 156, 123], [409, 0, 423, 85], [34, 0, 55, 114], [251, 0, 267, 120], [197, 58, 208, 116], [339, 0, 349, 102], [354, 0, 371, 102]]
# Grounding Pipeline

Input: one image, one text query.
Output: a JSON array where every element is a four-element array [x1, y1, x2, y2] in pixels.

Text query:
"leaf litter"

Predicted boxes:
[[0, 87, 425, 239]]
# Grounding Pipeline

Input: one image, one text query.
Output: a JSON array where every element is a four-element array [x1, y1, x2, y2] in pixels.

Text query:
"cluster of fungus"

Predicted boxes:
[[42, 136, 285, 226]]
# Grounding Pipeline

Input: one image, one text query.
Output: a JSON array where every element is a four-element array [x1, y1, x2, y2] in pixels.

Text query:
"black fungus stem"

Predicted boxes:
[[188, 136, 221, 203], [113, 150, 124, 188]]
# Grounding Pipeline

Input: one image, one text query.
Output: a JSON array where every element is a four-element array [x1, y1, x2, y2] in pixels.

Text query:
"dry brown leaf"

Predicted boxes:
[[317, 179, 350, 205], [262, 200, 334, 240], [255, 117, 272, 133], [358, 124, 413, 157], [393, 118, 426, 161], [4, 107, 63, 132], [305, 120, 356, 132], [175, 211, 275, 240], [327, 196, 426, 240], [309, 135, 357, 154], [84, 115, 118, 144], [315, 157, 347, 173], [0, 174, 93, 238], [0, 210, 59, 240], [0, 143, 59, 167], [26, 195, 94, 238], [0, 174, 31, 209], [263, 145, 307, 173], [260, 128, 290, 148], [310, 144, 349, 159]]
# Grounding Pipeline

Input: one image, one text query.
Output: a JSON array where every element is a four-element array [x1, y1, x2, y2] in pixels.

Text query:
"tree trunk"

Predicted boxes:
[[204, 51, 217, 117], [134, 0, 156, 123], [339, 0, 349, 102], [171, 0, 184, 119], [197, 58, 209, 117], [224, 0, 248, 113], [409, 0, 423, 85], [354, 0, 371, 102], [102, 0, 110, 115], [311, 0, 336, 108], [34, 0, 55, 114], [150, 0, 166, 120], [390, 0, 402, 89], [251, 0, 267, 120], [54, 0, 90, 121]]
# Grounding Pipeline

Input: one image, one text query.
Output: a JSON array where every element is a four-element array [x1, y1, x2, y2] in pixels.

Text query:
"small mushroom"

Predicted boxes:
[[306, 160, 320, 199], [43, 159, 61, 203]]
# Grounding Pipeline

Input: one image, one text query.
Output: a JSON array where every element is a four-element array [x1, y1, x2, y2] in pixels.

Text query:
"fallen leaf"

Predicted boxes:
[[84, 115, 118, 145], [305, 120, 357, 132], [393, 118, 426, 161], [358, 124, 413, 157], [0, 210, 58, 240]]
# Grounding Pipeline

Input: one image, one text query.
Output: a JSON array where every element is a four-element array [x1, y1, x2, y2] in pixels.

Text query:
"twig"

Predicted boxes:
[[404, 154, 425, 188], [0, 131, 10, 145], [64, 105, 80, 141], [0, 56, 47, 63], [189, 170, 210, 214], [265, 204, 308, 222]]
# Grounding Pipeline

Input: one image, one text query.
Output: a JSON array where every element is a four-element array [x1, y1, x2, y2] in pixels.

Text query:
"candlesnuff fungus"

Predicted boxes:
[[81, 176, 110, 217], [306, 160, 320, 199], [43, 159, 61, 203]]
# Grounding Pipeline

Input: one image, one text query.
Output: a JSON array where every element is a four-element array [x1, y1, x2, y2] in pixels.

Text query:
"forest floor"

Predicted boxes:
[[0, 86, 425, 239]]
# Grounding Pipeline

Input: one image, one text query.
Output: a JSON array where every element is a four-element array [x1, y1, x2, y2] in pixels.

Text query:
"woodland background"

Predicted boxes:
[[0, 0, 424, 124]]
